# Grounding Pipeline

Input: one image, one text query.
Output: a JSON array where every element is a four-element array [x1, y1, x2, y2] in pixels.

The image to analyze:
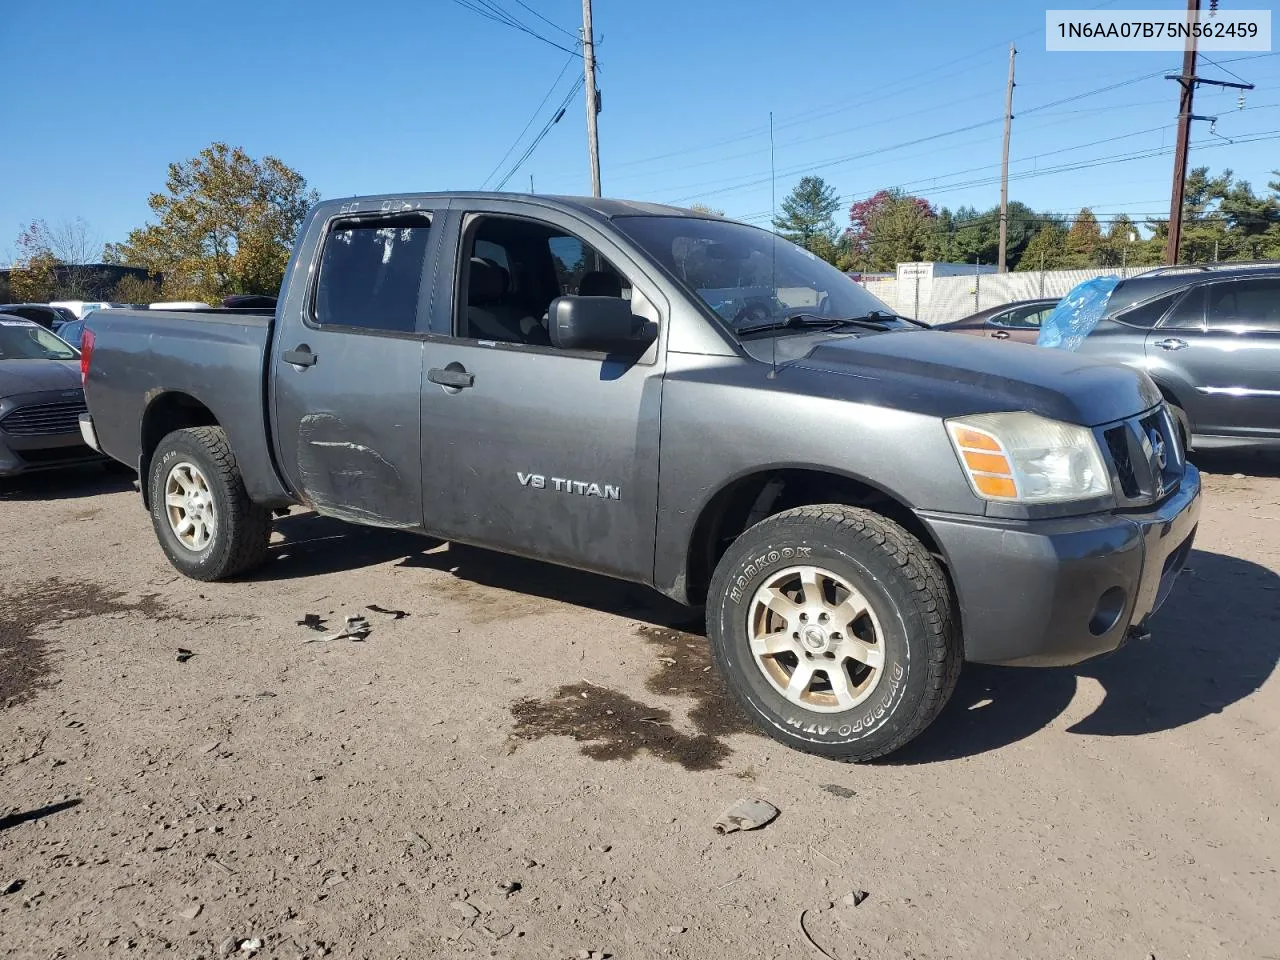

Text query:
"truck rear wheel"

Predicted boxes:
[[706, 504, 961, 762], [147, 427, 272, 581]]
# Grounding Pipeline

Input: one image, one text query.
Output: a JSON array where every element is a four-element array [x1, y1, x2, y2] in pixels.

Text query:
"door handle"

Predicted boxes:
[[1155, 338, 1188, 351], [991, 330, 1011, 340], [427, 366, 475, 389], [282, 345, 317, 367]]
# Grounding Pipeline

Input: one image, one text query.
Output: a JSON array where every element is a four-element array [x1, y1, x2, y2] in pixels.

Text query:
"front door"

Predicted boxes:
[[1149, 278, 1280, 440], [271, 208, 442, 527], [419, 206, 666, 582]]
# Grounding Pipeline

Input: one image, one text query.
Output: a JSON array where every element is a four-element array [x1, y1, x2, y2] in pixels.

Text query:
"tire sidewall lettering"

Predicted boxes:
[[716, 537, 916, 746]]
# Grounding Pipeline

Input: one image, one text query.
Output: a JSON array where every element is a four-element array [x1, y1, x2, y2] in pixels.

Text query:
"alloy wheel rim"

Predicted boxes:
[[747, 564, 885, 713], [165, 461, 216, 552]]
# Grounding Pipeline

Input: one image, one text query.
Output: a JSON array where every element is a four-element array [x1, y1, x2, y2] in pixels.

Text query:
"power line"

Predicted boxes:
[[729, 128, 1280, 224], [494, 76, 586, 190], [450, 0, 581, 55], [662, 65, 1193, 205], [480, 50, 579, 189], [510, 0, 578, 39]]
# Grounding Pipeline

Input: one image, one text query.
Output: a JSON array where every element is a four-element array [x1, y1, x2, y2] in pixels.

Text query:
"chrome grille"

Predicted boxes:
[[0, 397, 87, 437], [1098, 404, 1184, 508]]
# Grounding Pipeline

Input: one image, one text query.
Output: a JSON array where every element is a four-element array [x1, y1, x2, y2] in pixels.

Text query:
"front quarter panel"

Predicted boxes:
[[652, 351, 986, 598]]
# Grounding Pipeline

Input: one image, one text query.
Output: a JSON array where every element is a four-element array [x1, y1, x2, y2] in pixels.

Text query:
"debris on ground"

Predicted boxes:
[[238, 937, 263, 955], [295, 614, 328, 632], [366, 604, 409, 619], [450, 900, 481, 921], [842, 890, 869, 907], [714, 798, 779, 834], [821, 784, 856, 799], [798, 908, 839, 960], [573, 951, 608, 960], [302, 614, 371, 644], [175, 648, 195, 663]]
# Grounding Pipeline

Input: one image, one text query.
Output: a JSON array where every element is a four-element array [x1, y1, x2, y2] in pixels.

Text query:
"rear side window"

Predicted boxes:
[[313, 214, 432, 333], [1114, 292, 1178, 329], [1205, 278, 1280, 333], [992, 303, 1050, 329], [1159, 287, 1205, 331]]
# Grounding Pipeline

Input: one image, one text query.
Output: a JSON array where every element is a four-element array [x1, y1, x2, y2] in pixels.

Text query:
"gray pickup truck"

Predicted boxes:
[[80, 193, 1201, 761]]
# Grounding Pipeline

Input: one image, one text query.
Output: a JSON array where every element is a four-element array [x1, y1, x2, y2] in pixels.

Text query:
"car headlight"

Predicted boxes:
[[946, 412, 1111, 503]]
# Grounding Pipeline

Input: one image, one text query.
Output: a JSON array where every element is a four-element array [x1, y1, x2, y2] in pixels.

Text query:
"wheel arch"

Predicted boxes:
[[138, 391, 219, 508], [680, 464, 949, 607]]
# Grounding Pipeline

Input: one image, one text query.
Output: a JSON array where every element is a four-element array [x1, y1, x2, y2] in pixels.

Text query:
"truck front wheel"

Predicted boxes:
[[147, 427, 272, 581], [707, 505, 961, 762]]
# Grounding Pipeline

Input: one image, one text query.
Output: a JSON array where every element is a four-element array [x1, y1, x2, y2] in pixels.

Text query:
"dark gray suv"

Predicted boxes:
[[1075, 263, 1280, 450]]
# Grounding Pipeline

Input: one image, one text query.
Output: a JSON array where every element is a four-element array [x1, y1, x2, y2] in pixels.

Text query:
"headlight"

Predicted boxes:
[[946, 412, 1111, 503]]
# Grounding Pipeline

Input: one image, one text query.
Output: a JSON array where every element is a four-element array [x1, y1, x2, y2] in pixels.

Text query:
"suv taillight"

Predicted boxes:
[[80, 328, 95, 385]]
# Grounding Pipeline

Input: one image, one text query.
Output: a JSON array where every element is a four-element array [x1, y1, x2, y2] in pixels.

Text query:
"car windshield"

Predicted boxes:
[[0, 319, 78, 360], [615, 215, 903, 336]]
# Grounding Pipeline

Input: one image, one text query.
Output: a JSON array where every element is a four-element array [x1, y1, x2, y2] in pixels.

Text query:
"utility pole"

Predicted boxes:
[[1164, 0, 1254, 264], [998, 44, 1016, 272], [1165, 0, 1200, 265], [581, 0, 602, 197]]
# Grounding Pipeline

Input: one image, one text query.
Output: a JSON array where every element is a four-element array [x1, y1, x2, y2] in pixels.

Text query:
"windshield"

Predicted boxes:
[[0, 319, 78, 360], [615, 215, 900, 335]]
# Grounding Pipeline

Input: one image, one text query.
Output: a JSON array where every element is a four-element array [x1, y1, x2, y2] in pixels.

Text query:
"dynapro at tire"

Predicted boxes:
[[706, 504, 961, 762], [147, 426, 272, 581]]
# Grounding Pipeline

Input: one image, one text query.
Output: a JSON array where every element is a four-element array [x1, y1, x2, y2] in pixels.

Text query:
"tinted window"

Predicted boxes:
[[1205, 278, 1280, 333], [1114, 293, 1178, 329], [314, 214, 432, 333], [10, 307, 56, 328], [1160, 287, 1205, 330], [0, 319, 77, 359], [992, 304, 1051, 329]]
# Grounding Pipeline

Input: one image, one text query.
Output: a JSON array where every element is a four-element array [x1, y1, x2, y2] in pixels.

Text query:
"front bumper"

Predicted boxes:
[[0, 393, 105, 477], [919, 464, 1201, 666]]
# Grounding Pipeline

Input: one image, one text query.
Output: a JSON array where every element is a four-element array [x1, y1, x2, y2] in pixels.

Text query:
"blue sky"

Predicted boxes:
[[2, 0, 1278, 259]]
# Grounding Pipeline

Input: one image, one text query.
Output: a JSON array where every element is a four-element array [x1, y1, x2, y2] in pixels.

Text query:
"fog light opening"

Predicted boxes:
[[1089, 586, 1127, 637]]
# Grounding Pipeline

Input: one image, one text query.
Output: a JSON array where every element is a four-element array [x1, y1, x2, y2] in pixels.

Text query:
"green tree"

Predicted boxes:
[[106, 142, 319, 303], [1065, 207, 1103, 266], [773, 176, 840, 253], [844, 189, 937, 271], [112, 273, 164, 304], [7, 218, 107, 300], [1015, 223, 1070, 271], [687, 203, 725, 217]]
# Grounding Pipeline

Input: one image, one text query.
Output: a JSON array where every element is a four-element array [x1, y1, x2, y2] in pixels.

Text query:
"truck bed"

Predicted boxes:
[[84, 308, 291, 504]]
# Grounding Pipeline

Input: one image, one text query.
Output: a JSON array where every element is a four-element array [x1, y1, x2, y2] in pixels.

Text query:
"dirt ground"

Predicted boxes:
[[2, 456, 1278, 960]]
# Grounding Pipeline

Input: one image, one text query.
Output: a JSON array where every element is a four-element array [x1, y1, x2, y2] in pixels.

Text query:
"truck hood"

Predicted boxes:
[[794, 331, 1162, 426], [0, 359, 83, 399]]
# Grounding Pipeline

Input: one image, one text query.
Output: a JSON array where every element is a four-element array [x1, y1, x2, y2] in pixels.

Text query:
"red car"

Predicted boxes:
[[934, 297, 1059, 344]]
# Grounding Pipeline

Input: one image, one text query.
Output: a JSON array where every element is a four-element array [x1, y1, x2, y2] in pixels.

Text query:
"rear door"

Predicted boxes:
[[987, 302, 1052, 344], [418, 203, 667, 582], [1178, 277, 1280, 439], [271, 205, 446, 527]]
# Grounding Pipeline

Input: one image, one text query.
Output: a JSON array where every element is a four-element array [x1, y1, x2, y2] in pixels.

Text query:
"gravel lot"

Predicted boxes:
[[2, 457, 1278, 960]]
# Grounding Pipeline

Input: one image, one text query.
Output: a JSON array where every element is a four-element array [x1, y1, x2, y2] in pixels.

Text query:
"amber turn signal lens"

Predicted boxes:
[[961, 450, 1010, 474], [951, 427, 1001, 452], [973, 475, 1018, 498]]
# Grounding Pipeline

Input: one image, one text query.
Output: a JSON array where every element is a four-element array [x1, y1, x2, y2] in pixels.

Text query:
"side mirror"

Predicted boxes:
[[549, 296, 652, 353]]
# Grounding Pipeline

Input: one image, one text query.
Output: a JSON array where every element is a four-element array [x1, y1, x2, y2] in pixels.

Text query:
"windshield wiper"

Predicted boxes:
[[736, 312, 893, 336]]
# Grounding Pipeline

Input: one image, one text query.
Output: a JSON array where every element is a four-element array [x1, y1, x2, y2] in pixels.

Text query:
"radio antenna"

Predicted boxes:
[[768, 110, 778, 380]]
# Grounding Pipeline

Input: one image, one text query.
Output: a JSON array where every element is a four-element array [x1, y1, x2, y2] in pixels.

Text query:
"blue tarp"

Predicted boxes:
[[1036, 276, 1121, 351]]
